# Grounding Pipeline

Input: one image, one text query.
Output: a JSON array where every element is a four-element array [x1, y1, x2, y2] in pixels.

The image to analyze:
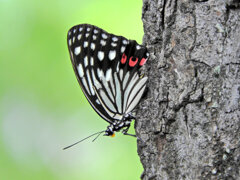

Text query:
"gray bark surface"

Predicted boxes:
[[136, 0, 240, 179]]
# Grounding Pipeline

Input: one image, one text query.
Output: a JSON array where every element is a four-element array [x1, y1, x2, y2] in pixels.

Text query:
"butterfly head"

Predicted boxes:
[[104, 124, 115, 136]]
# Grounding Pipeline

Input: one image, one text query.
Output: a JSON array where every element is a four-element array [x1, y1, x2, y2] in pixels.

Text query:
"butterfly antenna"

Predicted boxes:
[[63, 130, 105, 150], [92, 131, 104, 142]]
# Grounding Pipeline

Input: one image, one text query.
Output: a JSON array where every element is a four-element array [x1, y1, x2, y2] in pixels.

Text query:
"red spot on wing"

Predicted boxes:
[[121, 53, 127, 64], [129, 57, 138, 67], [139, 58, 147, 66]]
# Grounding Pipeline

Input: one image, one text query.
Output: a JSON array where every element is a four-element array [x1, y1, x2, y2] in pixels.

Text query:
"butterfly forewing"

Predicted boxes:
[[67, 24, 148, 123]]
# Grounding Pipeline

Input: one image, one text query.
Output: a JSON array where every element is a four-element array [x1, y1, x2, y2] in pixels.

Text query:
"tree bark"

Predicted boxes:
[[136, 0, 240, 179]]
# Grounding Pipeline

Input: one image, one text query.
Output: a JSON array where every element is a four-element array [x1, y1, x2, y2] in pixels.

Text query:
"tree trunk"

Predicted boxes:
[[136, 0, 240, 179]]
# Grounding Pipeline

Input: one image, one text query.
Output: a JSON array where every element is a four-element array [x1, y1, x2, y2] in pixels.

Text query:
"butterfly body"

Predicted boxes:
[[67, 24, 148, 137], [105, 113, 135, 136]]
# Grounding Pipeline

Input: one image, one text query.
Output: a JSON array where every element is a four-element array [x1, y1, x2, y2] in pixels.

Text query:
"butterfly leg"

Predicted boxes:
[[122, 125, 136, 137]]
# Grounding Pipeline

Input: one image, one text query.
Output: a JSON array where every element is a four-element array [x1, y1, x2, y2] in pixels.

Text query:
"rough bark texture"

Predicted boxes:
[[136, 0, 240, 179]]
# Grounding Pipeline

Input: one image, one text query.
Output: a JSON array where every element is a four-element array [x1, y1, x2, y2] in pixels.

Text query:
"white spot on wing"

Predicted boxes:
[[77, 63, 84, 77], [112, 37, 118, 41], [116, 62, 119, 72], [68, 31, 71, 36], [74, 46, 81, 55], [72, 37, 75, 43], [123, 40, 128, 44], [96, 99, 100, 104], [121, 46, 126, 53], [87, 27, 90, 31], [73, 29, 76, 33], [79, 27, 83, 32], [77, 34, 82, 40], [119, 69, 123, 81], [94, 29, 98, 34], [86, 69, 95, 95], [105, 68, 112, 81], [97, 68, 104, 80], [90, 57, 94, 65], [84, 56, 88, 67], [84, 41, 88, 48], [100, 40, 106, 46], [111, 42, 117, 47], [136, 45, 141, 50], [93, 35, 97, 40], [85, 33, 89, 38], [102, 33, 108, 39], [98, 51, 104, 61], [108, 50, 116, 60], [91, 43, 95, 50], [68, 39, 72, 46]]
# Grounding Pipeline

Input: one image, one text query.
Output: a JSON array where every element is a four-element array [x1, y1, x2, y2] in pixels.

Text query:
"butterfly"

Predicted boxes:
[[65, 24, 148, 149]]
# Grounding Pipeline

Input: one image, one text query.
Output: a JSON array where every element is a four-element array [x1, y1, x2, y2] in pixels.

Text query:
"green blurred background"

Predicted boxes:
[[0, 0, 144, 179]]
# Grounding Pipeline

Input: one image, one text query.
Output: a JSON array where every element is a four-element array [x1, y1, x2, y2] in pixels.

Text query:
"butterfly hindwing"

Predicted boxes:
[[67, 24, 148, 123]]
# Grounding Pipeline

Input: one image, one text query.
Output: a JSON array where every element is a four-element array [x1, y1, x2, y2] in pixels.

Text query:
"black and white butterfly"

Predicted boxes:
[[66, 24, 148, 147]]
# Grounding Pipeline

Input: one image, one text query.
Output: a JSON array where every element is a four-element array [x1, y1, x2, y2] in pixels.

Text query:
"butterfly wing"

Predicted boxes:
[[67, 24, 148, 123]]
